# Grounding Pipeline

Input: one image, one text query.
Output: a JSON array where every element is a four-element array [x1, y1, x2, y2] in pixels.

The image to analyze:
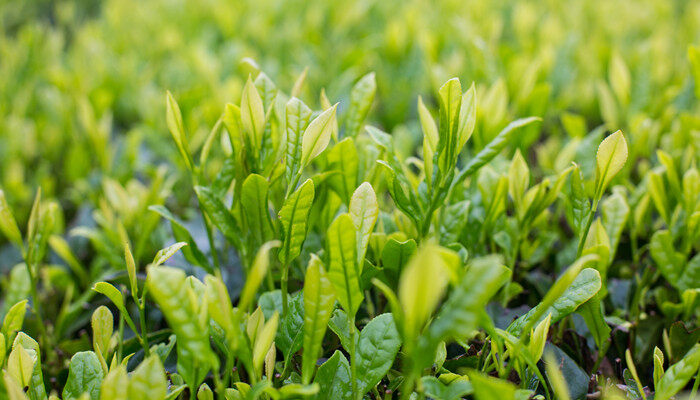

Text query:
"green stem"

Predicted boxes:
[[138, 302, 150, 356], [576, 198, 599, 257], [350, 315, 358, 400], [117, 313, 124, 362], [281, 262, 289, 316], [28, 269, 49, 350], [689, 369, 700, 400]]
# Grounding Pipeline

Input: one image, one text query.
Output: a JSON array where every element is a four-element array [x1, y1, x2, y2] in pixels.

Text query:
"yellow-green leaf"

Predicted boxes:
[[327, 213, 363, 317], [595, 130, 627, 198], [349, 182, 378, 266], [301, 104, 338, 167]]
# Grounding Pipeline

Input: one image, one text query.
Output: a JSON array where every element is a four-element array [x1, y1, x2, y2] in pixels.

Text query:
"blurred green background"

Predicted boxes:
[[1, 0, 699, 223]]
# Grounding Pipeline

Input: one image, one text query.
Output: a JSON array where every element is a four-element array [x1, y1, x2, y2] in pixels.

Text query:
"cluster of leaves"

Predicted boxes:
[[0, 0, 700, 399], [1, 63, 699, 399]]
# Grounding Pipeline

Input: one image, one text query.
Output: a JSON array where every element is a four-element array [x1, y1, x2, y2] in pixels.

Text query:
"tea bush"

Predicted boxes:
[[0, 0, 699, 399]]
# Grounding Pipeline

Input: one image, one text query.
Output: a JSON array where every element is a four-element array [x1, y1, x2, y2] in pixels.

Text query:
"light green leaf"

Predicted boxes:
[[326, 138, 359, 204], [63, 351, 104, 400], [467, 370, 517, 400], [601, 191, 629, 263], [12, 332, 47, 400], [650, 230, 697, 292], [577, 293, 611, 352], [326, 214, 363, 317], [313, 350, 351, 400], [285, 97, 313, 181], [239, 241, 281, 311], [508, 149, 530, 215], [355, 313, 401, 396], [146, 266, 214, 389], [128, 355, 168, 400], [152, 242, 188, 268], [241, 76, 265, 151], [278, 179, 315, 266], [91, 306, 113, 362], [301, 104, 338, 168], [252, 312, 279, 376], [398, 244, 452, 344], [654, 344, 700, 400], [302, 255, 336, 384], [452, 117, 541, 190], [349, 182, 378, 266], [345, 72, 376, 138], [241, 174, 274, 248], [425, 256, 510, 355], [100, 366, 127, 400], [7, 344, 35, 389], [121, 241, 138, 298], [165, 91, 193, 171], [92, 283, 128, 317], [508, 263, 601, 336], [595, 130, 627, 198], [457, 82, 477, 151], [194, 186, 242, 249], [2, 300, 28, 345], [528, 313, 551, 362], [0, 189, 24, 250]]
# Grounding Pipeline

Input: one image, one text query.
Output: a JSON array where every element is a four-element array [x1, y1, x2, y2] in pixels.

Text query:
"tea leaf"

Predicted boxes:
[[166, 91, 194, 171], [302, 255, 336, 384], [345, 72, 376, 138], [7, 344, 35, 389], [399, 244, 452, 343], [91, 306, 113, 362], [508, 256, 600, 336], [452, 117, 541, 190], [327, 138, 359, 203], [128, 355, 168, 400], [63, 351, 104, 400], [595, 130, 627, 198], [252, 312, 279, 375], [278, 179, 315, 266], [301, 104, 338, 168], [355, 313, 401, 396], [241, 174, 274, 248], [146, 266, 214, 388], [241, 76, 265, 151], [468, 370, 517, 400], [195, 186, 241, 247], [100, 366, 127, 400], [0, 189, 23, 250], [326, 213, 363, 317], [349, 182, 378, 266], [285, 97, 313, 181], [242, 243, 281, 313], [314, 350, 351, 400]]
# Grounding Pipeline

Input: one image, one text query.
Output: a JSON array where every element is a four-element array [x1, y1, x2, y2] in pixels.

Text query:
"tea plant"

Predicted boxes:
[[1, 0, 700, 398], [1, 63, 699, 399]]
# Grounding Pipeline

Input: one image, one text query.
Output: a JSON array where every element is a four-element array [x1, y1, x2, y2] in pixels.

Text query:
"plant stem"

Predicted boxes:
[[576, 198, 599, 257], [26, 262, 49, 351], [138, 302, 150, 356], [281, 262, 289, 316], [349, 315, 358, 400], [117, 313, 124, 362]]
